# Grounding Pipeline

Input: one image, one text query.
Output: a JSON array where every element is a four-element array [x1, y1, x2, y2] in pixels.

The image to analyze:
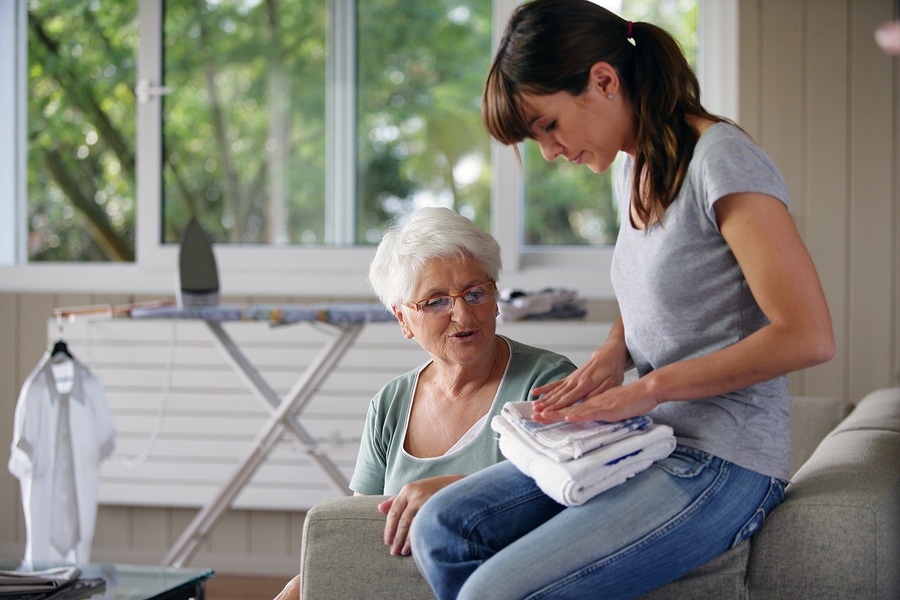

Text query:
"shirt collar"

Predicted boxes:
[[41, 352, 86, 404]]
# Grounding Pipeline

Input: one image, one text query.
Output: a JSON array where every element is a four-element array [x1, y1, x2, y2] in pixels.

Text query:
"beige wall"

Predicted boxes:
[[738, 0, 899, 400], [1, 0, 898, 577]]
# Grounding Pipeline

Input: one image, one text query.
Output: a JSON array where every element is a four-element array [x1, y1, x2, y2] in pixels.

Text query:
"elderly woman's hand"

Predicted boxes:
[[272, 574, 300, 600], [378, 475, 465, 556]]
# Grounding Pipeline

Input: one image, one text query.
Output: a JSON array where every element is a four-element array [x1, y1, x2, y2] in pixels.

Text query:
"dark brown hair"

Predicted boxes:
[[483, 0, 722, 225]]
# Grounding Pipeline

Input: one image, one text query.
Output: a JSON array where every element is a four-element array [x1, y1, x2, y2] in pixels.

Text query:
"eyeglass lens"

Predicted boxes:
[[419, 282, 495, 313]]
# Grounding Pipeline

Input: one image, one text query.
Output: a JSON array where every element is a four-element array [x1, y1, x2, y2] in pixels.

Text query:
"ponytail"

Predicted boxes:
[[626, 21, 719, 224]]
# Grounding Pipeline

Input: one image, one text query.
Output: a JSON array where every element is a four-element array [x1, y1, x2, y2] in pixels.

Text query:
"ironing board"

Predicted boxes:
[[129, 303, 394, 567]]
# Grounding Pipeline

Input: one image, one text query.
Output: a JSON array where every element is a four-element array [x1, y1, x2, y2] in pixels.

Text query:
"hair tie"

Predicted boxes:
[[627, 21, 635, 45]]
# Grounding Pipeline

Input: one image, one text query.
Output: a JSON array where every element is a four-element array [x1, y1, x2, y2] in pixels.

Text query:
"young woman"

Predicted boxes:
[[410, 1, 835, 598]]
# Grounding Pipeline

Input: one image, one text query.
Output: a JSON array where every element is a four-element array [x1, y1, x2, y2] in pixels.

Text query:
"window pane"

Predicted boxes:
[[162, 0, 327, 245], [162, 0, 492, 248], [523, 0, 697, 246], [356, 0, 492, 243], [27, 0, 137, 262]]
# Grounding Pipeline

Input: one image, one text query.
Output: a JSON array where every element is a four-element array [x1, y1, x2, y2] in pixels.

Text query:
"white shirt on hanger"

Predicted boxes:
[[8, 350, 116, 563]]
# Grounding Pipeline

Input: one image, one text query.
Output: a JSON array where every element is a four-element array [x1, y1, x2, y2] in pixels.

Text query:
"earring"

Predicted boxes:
[[608, 94, 615, 100]]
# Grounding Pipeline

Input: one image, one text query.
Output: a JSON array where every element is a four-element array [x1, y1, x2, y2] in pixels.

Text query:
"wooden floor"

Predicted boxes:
[[205, 575, 290, 600]]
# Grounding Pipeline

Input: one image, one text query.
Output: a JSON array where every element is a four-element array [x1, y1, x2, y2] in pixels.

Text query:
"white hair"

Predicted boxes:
[[368, 207, 502, 309]]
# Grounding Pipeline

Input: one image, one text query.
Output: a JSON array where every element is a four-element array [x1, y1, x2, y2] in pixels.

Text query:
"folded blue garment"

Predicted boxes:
[[500, 401, 651, 461]]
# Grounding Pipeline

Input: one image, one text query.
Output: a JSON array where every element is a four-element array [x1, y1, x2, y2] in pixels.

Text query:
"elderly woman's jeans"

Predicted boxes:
[[411, 445, 785, 600]]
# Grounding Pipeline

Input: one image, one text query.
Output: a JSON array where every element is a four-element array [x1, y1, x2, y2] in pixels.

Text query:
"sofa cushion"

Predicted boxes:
[[638, 540, 750, 600]]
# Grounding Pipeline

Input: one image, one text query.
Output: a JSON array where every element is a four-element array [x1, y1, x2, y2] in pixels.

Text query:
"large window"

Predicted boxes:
[[0, 0, 734, 298]]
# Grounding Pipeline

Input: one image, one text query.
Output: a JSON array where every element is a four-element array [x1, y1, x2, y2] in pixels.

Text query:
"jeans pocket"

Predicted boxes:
[[654, 445, 714, 479], [730, 477, 786, 548]]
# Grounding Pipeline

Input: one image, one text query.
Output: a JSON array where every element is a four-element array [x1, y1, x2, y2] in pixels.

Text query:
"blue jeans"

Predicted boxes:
[[411, 445, 785, 600]]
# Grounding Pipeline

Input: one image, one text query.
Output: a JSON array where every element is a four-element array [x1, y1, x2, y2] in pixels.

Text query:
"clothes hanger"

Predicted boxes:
[[51, 339, 73, 358], [51, 312, 73, 359]]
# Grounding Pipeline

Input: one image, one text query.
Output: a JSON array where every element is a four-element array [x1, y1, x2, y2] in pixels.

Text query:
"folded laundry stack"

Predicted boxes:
[[491, 402, 676, 507], [498, 288, 587, 322]]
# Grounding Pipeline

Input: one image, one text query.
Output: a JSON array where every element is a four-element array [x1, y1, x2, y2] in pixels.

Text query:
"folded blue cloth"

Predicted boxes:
[[500, 401, 651, 461]]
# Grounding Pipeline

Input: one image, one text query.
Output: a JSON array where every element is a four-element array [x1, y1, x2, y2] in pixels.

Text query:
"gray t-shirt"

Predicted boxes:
[[350, 336, 576, 495], [611, 122, 792, 480]]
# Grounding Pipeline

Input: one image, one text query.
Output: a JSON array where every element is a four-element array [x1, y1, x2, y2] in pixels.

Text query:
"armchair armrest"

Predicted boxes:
[[300, 495, 434, 600]]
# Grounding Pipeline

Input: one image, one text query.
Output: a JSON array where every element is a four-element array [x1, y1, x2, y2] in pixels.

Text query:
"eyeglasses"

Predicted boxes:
[[404, 280, 498, 316]]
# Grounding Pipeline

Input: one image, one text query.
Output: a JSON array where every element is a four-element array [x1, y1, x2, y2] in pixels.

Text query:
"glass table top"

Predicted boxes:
[[1, 561, 214, 600]]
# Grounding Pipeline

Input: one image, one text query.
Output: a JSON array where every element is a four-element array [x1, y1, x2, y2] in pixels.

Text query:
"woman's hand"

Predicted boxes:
[[378, 475, 464, 556], [534, 378, 659, 424], [531, 318, 631, 419]]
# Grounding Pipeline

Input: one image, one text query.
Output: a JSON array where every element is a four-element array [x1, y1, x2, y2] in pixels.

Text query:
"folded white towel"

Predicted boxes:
[[500, 401, 652, 461], [491, 416, 677, 507]]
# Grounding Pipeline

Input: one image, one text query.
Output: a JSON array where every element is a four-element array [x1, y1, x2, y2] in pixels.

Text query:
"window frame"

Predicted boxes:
[[0, 0, 736, 299]]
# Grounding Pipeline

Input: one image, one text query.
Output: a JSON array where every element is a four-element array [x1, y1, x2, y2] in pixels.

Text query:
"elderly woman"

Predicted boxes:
[[354, 206, 575, 553], [273, 206, 575, 599]]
